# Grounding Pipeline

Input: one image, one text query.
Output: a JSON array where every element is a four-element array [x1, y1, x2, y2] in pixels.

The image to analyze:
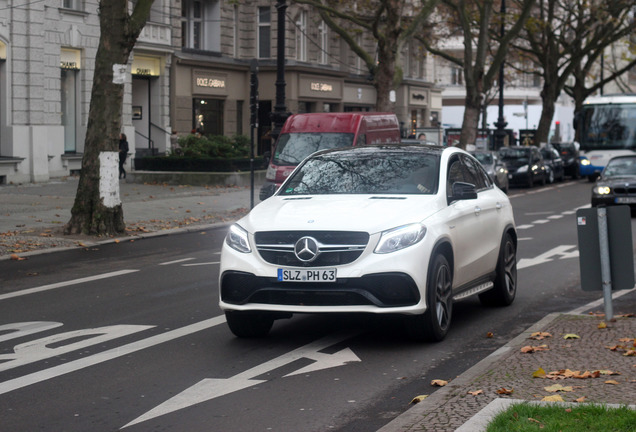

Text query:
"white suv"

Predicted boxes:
[[220, 145, 517, 342]]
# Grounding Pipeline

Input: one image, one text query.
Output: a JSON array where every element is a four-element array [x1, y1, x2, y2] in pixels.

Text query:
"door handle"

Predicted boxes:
[[496, 203, 503, 210], [474, 206, 481, 215]]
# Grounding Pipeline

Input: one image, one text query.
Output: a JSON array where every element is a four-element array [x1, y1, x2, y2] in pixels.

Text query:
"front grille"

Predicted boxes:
[[613, 186, 636, 195], [254, 231, 369, 267]]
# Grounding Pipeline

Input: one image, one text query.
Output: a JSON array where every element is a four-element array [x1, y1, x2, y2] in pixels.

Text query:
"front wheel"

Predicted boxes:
[[404, 254, 453, 342], [225, 311, 274, 338], [479, 233, 517, 306]]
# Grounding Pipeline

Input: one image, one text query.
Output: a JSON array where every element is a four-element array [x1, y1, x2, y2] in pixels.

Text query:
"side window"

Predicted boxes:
[[463, 155, 491, 190], [447, 156, 470, 198]]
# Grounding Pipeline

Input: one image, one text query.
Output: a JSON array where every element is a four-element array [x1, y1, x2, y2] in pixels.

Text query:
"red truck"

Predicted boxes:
[[260, 112, 401, 199]]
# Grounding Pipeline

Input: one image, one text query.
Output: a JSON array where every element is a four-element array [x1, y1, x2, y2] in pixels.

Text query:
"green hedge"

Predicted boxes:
[[134, 133, 268, 172]]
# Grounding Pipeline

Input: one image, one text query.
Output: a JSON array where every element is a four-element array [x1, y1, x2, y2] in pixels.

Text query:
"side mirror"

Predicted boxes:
[[452, 182, 478, 200]]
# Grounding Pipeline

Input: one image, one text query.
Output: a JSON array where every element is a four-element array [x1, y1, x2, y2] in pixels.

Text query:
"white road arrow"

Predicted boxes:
[[123, 331, 361, 428], [517, 245, 579, 270]]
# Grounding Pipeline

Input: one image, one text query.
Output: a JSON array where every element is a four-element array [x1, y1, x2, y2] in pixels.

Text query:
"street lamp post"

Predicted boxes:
[[493, 0, 507, 149], [270, 0, 291, 144]]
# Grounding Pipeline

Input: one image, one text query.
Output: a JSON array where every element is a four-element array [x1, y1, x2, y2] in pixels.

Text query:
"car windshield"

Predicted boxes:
[[473, 153, 493, 165], [273, 132, 355, 165], [499, 148, 529, 163], [603, 157, 636, 177], [279, 150, 440, 195]]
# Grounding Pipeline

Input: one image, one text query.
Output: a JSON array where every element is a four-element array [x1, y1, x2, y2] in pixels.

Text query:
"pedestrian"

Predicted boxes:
[[119, 133, 129, 179]]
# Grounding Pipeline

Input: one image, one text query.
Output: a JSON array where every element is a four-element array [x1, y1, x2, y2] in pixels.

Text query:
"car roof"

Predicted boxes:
[[310, 144, 449, 158]]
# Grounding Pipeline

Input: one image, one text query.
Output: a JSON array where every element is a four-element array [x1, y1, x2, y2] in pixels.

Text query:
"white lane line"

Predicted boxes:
[[532, 219, 550, 224], [515, 224, 534, 230], [182, 262, 220, 267], [0, 315, 227, 396], [159, 258, 195, 266], [518, 237, 533, 241], [548, 215, 564, 220], [0, 270, 139, 301]]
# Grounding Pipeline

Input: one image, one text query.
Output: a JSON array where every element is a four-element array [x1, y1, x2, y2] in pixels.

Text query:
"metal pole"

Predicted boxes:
[[270, 0, 290, 144], [597, 207, 614, 320], [493, 0, 507, 149]]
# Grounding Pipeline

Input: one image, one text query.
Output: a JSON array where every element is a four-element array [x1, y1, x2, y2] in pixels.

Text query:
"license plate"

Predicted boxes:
[[615, 197, 636, 203], [278, 268, 337, 282]]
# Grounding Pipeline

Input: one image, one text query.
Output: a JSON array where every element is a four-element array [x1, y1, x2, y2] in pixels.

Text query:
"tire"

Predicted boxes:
[[479, 232, 517, 306], [404, 254, 453, 342], [225, 311, 274, 338]]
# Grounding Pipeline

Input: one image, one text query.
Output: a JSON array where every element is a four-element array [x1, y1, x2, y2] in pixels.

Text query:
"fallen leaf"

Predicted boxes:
[[10, 254, 26, 261], [114, 239, 120, 243], [529, 331, 552, 340], [496, 387, 513, 395], [625, 350, 636, 357], [528, 417, 543, 426], [486, 332, 494, 338], [467, 390, 483, 396], [431, 379, 448, 387], [595, 370, 620, 376], [575, 396, 587, 403], [410, 395, 428, 404], [542, 395, 564, 402], [563, 334, 580, 339], [605, 380, 620, 385], [544, 384, 573, 392], [532, 367, 546, 378], [521, 344, 549, 353], [598, 321, 607, 329]]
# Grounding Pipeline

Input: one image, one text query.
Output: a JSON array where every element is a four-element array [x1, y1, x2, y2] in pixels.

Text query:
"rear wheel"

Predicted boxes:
[[404, 254, 453, 342], [479, 233, 517, 306], [225, 311, 274, 338]]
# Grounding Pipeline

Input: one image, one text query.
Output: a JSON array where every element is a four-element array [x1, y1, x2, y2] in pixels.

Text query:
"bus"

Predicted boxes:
[[576, 94, 636, 181]]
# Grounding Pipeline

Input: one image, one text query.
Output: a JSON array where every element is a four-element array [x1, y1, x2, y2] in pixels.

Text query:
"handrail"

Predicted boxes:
[[134, 130, 154, 149]]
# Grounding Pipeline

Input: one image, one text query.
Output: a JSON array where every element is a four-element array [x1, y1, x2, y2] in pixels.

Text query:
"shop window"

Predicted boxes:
[[258, 6, 271, 59], [61, 69, 78, 153], [194, 98, 224, 137]]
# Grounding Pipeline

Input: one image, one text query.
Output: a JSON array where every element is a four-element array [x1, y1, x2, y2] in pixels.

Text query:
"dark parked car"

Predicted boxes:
[[499, 146, 547, 188], [591, 155, 636, 208], [551, 142, 580, 179], [470, 150, 509, 193], [540, 145, 565, 183]]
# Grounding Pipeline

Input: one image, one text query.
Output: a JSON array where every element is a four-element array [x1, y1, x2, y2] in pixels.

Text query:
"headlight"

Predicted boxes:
[[375, 223, 426, 254], [517, 165, 528, 173], [580, 158, 591, 166], [593, 186, 611, 195], [226, 224, 251, 253]]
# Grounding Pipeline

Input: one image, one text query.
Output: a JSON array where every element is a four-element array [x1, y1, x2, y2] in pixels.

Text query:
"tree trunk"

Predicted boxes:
[[64, 0, 153, 236]]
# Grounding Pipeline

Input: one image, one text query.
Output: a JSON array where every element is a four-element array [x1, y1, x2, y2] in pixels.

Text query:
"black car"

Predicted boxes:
[[499, 146, 547, 188], [551, 142, 580, 179], [540, 145, 565, 183], [591, 155, 636, 208]]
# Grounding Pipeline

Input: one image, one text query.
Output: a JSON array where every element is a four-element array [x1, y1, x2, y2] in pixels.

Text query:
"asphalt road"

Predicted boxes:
[[1, 179, 631, 431]]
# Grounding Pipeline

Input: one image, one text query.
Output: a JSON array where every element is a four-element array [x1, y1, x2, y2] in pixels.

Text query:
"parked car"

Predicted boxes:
[[220, 145, 518, 342], [551, 142, 580, 179], [540, 145, 565, 183], [591, 155, 636, 208], [498, 146, 547, 188], [470, 150, 509, 193]]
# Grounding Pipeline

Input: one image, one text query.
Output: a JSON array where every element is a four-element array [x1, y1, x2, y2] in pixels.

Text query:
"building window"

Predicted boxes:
[[236, 100, 243, 135], [233, 4, 240, 57], [182, 0, 203, 49], [296, 10, 307, 61], [63, 0, 82, 10], [451, 66, 463, 85], [258, 6, 271, 59], [319, 21, 328, 64]]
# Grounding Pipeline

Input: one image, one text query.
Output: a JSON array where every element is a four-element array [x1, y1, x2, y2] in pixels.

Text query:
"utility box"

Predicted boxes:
[[576, 206, 635, 291]]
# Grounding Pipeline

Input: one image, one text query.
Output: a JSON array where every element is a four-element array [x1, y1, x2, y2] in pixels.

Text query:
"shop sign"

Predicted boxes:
[[310, 82, 333, 92], [132, 56, 160, 76], [196, 77, 226, 88], [60, 48, 81, 70], [410, 89, 428, 106]]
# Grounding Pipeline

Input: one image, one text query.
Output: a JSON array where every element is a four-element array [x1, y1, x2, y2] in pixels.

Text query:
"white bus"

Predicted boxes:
[[576, 94, 636, 181]]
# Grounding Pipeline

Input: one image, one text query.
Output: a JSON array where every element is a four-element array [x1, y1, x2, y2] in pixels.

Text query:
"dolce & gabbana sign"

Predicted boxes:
[[193, 70, 228, 95]]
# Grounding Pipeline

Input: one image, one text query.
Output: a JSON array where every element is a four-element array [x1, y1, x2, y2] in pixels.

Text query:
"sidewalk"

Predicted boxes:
[[1, 176, 634, 431], [0, 175, 257, 259]]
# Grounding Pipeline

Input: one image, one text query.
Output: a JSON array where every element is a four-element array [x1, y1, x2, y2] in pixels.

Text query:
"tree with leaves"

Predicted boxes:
[[509, 0, 635, 146], [292, 0, 439, 111], [64, 0, 154, 236], [419, 0, 535, 149]]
